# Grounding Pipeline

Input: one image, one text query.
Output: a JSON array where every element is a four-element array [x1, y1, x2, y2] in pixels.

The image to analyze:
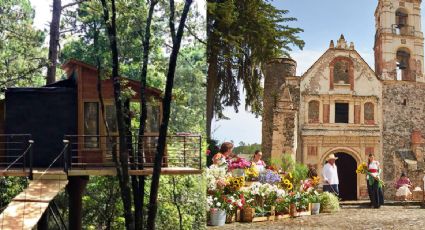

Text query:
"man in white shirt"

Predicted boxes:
[[322, 154, 339, 196]]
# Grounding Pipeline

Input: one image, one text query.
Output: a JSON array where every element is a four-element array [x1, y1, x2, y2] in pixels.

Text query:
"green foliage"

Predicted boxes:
[[0, 0, 47, 92], [82, 176, 124, 229], [232, 143, 261, 156], [0, 177, 28, 210], [156, 175, 207, 230], [292, 163, 308, 189], [319, 192, 340, 213], [271, 153, 295, 172], [207, 0, 304, 119], [169, 44, 206, 134]]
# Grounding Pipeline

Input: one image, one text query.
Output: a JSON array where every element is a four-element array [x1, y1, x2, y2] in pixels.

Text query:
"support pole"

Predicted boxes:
[[68, 176, 89, 230]]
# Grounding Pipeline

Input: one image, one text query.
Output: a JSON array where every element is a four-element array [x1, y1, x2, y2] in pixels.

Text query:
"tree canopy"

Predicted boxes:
[[206, 0, 304, 138]]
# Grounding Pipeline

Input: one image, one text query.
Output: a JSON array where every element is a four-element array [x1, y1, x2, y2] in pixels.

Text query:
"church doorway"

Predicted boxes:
[[335, 152, 357, 200]]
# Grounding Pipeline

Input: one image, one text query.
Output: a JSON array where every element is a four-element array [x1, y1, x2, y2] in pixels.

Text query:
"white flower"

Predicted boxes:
[[216, 202, 221, 207]]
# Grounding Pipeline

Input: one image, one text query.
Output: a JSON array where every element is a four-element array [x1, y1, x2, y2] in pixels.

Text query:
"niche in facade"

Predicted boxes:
[[334, 61, 349, 84], [308, 100, 320, 123], [335, 103, 349, 123]]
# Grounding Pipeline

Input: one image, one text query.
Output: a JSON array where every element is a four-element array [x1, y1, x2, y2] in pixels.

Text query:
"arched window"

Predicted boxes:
[[334, 61, 349, 84], [308, 100, 320, 123], [364, 102, 374, 124], [395, 8, 410, 35], [329, 57, 354, 90], [396, 48, 411, 81]]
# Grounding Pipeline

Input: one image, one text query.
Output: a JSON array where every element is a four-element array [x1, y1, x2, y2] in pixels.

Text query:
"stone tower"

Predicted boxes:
[[262, 58, 298, 162], [374, 0, 424, 82], [376, 0, 425, 197]]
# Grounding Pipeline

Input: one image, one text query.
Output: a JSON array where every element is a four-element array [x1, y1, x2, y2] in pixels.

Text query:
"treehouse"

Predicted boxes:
[[0, 59, 202, 176]]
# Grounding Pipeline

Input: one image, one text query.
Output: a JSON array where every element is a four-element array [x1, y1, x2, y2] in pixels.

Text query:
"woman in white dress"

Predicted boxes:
[[395, 172, 412, 201], [367, 153, 384, 208]]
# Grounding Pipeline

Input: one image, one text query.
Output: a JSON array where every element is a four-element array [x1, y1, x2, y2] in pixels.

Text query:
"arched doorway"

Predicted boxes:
[[335, 152, 357, 200]]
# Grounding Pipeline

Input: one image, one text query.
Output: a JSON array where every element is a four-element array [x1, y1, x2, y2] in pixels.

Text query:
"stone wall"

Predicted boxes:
[[382, 81, 425, 198]]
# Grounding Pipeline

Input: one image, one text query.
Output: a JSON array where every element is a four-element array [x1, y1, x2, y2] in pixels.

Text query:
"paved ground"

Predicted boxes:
[[208, 205, 425, 229]]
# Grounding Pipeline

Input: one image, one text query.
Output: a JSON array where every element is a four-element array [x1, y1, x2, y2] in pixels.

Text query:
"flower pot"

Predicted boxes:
[[311, 203, 320, 215], [210, 208, 226, 226], [241, 207, 254, 222], [232, 168, 245, 177], [289, 203, 298, 218], [225, 212, 235, 223]]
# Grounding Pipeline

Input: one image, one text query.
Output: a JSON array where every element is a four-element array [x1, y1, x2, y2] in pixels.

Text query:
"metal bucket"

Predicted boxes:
[[311, 203, 320, 215], [210, 208, 226, 226]]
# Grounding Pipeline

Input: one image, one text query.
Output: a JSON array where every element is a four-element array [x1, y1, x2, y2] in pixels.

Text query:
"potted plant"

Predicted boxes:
[[275, 197, 289, 215], [287, 192, 300, 217], [223, 192, 245, 223], [309, 191, 321, 215], [228, 157, 251, 177], [319, 192, 340, 213], [207, 192, 227, 226]]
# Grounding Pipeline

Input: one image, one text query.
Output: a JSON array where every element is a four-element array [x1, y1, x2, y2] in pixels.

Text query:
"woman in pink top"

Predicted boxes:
[[251, 150, 266, 172], [395, 172, 412, 201]]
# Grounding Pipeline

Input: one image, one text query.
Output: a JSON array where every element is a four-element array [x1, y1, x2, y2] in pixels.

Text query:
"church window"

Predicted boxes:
[[396, 48, 411, 81], [335, 103, 349, 123], [364, 102, 374, 124], [308, 100, 320, 123], [333, 61, 349, 84]]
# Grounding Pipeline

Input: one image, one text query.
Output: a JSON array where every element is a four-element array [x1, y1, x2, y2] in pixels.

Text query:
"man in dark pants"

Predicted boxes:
[[322, 154, 339, 196]]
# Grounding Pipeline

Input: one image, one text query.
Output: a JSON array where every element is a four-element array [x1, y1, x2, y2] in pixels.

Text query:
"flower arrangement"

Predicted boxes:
[[228, 157, 251, 170], [299, 179, 314, 193], [207, 192, 227, 211], [356, 162, 367, 174], [223, 192, 246, 212], [225, 176, 245, 192], [280, 173, 294, 191], [356, 162, 385, 188], [245, 164, 259, 180], [258, 169, 281, 184], [206, 167, 227, 192]]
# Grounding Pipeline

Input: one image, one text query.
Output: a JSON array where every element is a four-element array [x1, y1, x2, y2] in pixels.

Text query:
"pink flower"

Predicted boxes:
[[206, 150, 211, 156]]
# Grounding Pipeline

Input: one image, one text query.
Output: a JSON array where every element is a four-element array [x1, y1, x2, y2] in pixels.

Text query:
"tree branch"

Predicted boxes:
[[184, 25, 206, 45], [61, 0, 87, 10]]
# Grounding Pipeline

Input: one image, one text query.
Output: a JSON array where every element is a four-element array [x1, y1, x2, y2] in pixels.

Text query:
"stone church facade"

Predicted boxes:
[[262, 0, 425, 200]]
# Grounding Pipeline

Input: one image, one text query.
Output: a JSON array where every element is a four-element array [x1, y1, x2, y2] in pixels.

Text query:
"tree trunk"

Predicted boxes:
[[46, 0, 61, 84], [146, 1, 193, 229], [206, 52, 218, 141], [206, 8, 219, 141], [137, 1, 158, 229], [100, 0, 134, 229]]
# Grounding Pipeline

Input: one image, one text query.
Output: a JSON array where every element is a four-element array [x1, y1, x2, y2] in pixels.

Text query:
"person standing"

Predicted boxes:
[[367, 153, 384, 208], [322, 154, 339, 196]]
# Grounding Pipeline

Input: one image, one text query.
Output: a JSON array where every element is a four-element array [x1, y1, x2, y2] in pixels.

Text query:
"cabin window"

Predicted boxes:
[[84, 102, 99, 148], [335, 103, 349, 123], [364, 102, 375, 124], [333, 61, 349, 84], [146, 104, 160, 132], [308, 100, 320, 123], [105, 104, 118, 132]]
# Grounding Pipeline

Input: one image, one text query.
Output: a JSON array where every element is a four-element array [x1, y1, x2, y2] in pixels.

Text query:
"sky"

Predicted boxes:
[[212, 0, 379, 146]]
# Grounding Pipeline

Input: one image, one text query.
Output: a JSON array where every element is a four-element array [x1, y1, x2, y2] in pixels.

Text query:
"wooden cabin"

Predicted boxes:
[[1, 59, 162, 168]]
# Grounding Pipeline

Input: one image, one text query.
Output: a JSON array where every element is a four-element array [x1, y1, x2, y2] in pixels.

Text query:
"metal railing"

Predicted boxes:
[[392, 24, 415, 36], [0, 134, 34, 179], [63, 134, 202, 171]]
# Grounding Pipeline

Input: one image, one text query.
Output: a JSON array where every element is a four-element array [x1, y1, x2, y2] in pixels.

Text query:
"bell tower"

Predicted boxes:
[[374, 0, 424, 82]]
